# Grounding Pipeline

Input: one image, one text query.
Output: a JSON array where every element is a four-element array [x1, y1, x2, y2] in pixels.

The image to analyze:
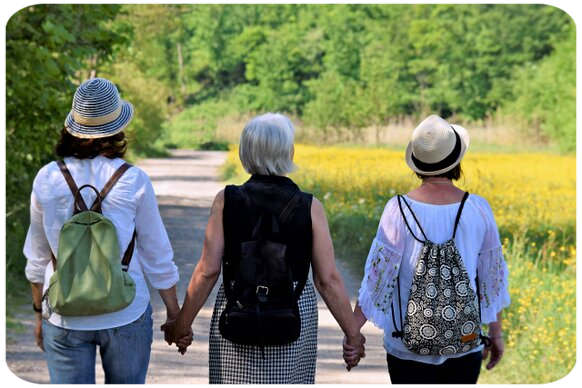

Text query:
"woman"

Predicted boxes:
[[24, 78, 184, 384], [162, 113, 366, 383], [344, 115, 510, 384]]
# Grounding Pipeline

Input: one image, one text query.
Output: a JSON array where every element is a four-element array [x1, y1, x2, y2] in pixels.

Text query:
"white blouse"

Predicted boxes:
[[24, 156, 179, 330], [358, 194, 510, 365]]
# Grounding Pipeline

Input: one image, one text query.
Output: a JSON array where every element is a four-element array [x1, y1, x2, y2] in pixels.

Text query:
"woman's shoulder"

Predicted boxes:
[[466, 193, 494, 212]]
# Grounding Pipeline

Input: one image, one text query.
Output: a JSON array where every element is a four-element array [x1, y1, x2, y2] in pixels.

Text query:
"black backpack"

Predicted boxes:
[[392, 192, 490, 356], [219, 185, 305, 353]]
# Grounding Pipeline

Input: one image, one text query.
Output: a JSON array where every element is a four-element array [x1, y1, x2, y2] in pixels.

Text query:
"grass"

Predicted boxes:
[[222, 143, 576, 384]]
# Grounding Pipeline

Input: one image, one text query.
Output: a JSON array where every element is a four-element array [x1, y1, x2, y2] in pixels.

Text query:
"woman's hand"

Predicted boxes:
[[160, 319, 192, 355], [343, 333, 366, 371], [34, 315, 44, 351], [483, 336, 504, 370]]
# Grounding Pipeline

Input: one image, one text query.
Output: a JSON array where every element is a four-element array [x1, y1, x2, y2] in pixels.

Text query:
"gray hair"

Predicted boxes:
[[239, 113, 296, 176]]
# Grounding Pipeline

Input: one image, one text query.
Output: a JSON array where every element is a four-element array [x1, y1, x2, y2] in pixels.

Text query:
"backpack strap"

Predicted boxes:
[[91, 162, 133, 212], [452, 192, 470, 239], [96, 162, 136, 272], [278, 190, 302, 226], [397, 195, 428, 243], [57, 160, 88, 212]]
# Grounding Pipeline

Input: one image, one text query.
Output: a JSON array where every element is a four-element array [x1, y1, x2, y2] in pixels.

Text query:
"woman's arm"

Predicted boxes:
[[311, 197, 365, 360], [164, 190, 225, 344], [483, 312, 504, 370]]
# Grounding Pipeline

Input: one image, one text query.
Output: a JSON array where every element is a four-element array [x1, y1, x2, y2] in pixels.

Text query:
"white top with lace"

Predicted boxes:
[[358, 194, 510, 365], [24, 156, 179, 330]]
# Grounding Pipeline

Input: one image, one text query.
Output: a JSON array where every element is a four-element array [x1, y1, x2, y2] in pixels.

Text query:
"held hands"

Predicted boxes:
[[161, 315, 193, 355], [343, 332, 366, 371]]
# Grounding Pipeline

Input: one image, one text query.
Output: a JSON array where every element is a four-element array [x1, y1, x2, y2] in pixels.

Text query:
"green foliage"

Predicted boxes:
[[503, 24, 576, 152], [6, 4, 127, 303], [162, 96, 239, 149], [137, 4, 573, 150], [101, 61, 172, 156]]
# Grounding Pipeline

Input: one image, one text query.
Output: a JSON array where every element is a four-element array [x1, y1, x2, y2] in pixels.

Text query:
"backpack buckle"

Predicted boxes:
[[256, 285, 269, 302]]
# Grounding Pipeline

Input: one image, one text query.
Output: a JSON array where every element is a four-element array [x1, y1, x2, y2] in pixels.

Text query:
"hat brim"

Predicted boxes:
[[65, 100, 134, 139], [405, 124, 470, 176]]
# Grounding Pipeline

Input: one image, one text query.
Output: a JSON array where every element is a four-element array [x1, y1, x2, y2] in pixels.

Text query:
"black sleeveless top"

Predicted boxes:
[[222, 174, 313, 288]]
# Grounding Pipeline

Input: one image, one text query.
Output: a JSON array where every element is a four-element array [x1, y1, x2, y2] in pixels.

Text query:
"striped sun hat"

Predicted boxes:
[[64, 78, 134, 139]]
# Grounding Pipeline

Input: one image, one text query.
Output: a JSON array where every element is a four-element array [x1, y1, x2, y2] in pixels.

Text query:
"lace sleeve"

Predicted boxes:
[[474, 195, 510, 323], [478, 247, 510, 323], [358, 238, 403, 329]]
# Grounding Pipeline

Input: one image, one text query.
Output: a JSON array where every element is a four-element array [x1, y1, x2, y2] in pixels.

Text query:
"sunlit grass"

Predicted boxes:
[[222, 144, 576, 383]]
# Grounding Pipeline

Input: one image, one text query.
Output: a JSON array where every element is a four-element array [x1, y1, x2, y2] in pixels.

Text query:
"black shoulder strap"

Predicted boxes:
[[278, 190, 302, 226], [239, 184, 258, 224], [397, 195, 427, 243], [452, 192, 470, 239], [240, 185, 302, 232]]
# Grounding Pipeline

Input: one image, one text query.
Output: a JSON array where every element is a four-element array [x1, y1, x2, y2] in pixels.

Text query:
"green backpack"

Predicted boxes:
[[43, 161, 137, 317]]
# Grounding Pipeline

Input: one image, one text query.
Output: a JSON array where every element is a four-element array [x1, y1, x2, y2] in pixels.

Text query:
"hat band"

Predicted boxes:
[[72, 105, 122, 127], [411, 128, 462, 172]]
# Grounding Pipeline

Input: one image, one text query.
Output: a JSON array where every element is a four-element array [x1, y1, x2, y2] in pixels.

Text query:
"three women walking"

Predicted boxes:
[[24, 78, 509, 384]]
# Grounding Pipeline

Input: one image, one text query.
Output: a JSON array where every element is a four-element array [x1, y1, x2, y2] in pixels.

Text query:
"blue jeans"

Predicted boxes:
[[42, 304, 153, 384]]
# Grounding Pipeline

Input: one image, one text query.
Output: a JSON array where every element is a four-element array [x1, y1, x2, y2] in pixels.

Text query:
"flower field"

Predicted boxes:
[[222, 144, 576, 383]]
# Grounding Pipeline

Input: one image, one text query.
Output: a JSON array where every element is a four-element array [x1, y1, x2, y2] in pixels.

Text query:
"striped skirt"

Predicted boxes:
[[208, 281, 318, 384]]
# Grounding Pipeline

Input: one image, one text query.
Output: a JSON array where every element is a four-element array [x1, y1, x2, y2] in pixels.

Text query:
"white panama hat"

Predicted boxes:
[[405, 114, 470, 176]]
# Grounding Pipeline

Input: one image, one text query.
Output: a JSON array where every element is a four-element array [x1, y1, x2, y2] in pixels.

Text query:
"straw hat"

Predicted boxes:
[[405, 115, 470, 176], [64, 78, 134, 139]]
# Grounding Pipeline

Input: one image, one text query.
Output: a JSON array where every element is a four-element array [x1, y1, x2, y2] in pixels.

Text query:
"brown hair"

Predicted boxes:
[[55, 128, 128, 159], [416, 163, 463, 181]]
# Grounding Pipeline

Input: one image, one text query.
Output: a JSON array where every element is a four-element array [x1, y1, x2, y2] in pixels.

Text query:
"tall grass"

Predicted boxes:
[[222, 144, 576, 384]]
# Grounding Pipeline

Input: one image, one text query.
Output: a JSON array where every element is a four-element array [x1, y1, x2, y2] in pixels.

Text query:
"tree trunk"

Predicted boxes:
[[177, 42, 186, 96]]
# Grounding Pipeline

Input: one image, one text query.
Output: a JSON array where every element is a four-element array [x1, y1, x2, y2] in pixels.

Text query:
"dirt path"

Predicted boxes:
[[5, 150, 388, 384]]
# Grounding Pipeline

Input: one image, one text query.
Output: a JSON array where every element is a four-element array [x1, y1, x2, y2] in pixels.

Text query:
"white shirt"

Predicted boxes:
[[358, 194, 510, 365], [24, 156, 179, 330]]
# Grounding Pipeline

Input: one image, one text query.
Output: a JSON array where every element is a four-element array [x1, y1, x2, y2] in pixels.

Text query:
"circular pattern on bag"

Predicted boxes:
[[404, 324, 412, 334], [407, 300, 418, 315], [420, 324, 438, 339], [455, 281, 468, 296], [444, 330, 454, 339], [423, 308, 433, 318], [430, 248, 438, 259], [416, 260, 427, 276], [442, 306, 457, 321], [440, 265, 451, 280], [440, 346, 457, 356], [420, 348, 430, 355], [444, 288, 452, 298], [464, 305, 473, 315], [426, 283, 438, 299], [461, 321, 476, 335], [452, 266, 460, 275], [462, 344, 471, 352], [428, 267, 438, 277]]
